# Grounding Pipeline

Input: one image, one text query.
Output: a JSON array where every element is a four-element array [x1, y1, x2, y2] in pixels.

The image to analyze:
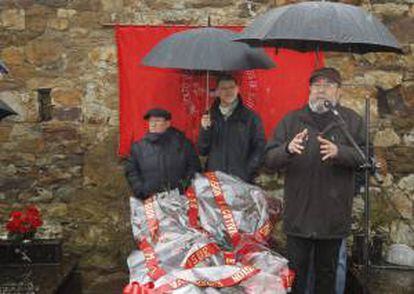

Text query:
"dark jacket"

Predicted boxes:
[[198, 98, 266, 182], [265, 105, 364, 239], [125, 127, 201, 199]]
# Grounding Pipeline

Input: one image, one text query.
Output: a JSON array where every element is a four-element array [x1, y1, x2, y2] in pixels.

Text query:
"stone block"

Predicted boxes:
[[25, 4, 51, 34], [57, 9, 77, 18], [41, 122, 80, 142], [0, 124, 13, 142], [25, 40, 65, 67], [390, 221, 414, 246], [390, 192, 413, 219], [388, 17, 414, 44], [53, 107, 82, 121], [88, 46, 117, 66], [398, 174, 414, 195], [1, 9, 25, 30], [385, 146, 414, 174], [1, 47, 25, 65], [143, 0, 176, 10], [73, 11, 101, 29], [373, 3, 409, 17], [47, 203, 69, 219], [48, 18, 69, 30], [185, 0, 233, 9], [101, 0, 124, 11], [52, 88, 83, 107], [34, 0, 69, 7], [401, 82, 414, 107], [374, 128, 401, 147], [403, 128, 414, 146], [361, 70, 403, 89]]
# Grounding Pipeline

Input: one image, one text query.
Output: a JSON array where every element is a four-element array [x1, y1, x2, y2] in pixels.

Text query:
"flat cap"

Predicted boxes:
[[143, 108, 171, 120], [310, 67, 341, 86]]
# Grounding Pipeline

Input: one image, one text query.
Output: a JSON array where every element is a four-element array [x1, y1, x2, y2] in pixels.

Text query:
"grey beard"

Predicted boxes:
[[308, 99, 328, 114]]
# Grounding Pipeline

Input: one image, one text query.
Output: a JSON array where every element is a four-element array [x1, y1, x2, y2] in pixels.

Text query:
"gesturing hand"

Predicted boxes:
[[318, 136, 338, 161], [287, 129, 308, 155]]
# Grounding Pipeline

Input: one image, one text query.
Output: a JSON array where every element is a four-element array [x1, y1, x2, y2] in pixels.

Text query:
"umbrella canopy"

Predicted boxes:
[[142, 27, 276, 70], [235, 1, 403, 54], [0, 99, 17, 121]]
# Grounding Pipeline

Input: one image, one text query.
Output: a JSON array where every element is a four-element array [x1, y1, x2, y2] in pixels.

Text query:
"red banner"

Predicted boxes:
[[116, 25, 323, 156]]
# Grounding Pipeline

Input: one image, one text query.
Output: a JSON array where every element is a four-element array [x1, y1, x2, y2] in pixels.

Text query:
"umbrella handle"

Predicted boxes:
[[205, 70, 210, 111]]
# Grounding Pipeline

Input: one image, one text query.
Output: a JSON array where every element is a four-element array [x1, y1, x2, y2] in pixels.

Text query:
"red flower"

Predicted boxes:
[[31, 217, 43, 228], [5, 205, 43, 237], [10, 211, 23, 219], [19, 225, 30, 234], [26, 205, 40, 217], [6, 218, 22, 233]]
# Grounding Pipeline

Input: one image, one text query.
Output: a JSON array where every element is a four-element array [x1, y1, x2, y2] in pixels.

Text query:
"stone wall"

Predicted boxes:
[[0, 0, 413, 291]]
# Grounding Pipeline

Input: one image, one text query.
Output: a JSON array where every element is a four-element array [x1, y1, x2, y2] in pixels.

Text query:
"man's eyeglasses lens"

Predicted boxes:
[[311, 82, 337, 89]]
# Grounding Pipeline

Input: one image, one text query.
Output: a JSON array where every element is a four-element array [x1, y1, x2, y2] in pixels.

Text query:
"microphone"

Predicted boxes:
[[323, 100, 383, 183], [324, 100, 339, 116]]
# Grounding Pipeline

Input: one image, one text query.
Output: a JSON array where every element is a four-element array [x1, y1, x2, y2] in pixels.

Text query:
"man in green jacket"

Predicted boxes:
[[265, 68, 364, 294]]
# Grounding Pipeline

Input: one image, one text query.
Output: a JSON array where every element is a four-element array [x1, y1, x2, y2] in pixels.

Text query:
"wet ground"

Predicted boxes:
[[2, 256, 412, 293], [347, 264, 414, 294]]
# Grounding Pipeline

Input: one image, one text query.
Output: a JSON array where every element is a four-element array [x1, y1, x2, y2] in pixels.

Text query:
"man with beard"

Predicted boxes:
[[265, 68, 365, 294], [125, 108, 201, 199], [198, 74, 266, 183]]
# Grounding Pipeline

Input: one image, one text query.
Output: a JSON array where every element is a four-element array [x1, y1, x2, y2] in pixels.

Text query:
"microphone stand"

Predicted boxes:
[[325, 99, 372, 291]]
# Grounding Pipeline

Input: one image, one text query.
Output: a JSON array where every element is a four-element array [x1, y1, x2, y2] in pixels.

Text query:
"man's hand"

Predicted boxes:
[[318, 136, 338, 161], [201, 113, 211, 130], [287, 129, 308, 155]]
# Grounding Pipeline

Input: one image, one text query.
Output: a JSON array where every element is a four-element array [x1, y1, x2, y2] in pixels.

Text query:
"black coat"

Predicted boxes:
[[125, 128, 201, 199], [265, 105, 364, 239], [198, 98, 266, 182]]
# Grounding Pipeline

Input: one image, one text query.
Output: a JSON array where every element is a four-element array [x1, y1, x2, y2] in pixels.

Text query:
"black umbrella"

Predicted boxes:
[[142, 27, 275, 108], [0, 99, 17, 121], [142, 27, 276, 70], [235, 1, 403, 54]]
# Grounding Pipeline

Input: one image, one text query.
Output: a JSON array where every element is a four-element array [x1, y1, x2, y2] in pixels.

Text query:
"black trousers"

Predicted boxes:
[[287, 235, 342, 294]]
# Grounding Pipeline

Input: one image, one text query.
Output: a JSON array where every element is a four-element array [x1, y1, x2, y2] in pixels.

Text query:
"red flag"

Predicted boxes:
[[116, 25, 323, 156]]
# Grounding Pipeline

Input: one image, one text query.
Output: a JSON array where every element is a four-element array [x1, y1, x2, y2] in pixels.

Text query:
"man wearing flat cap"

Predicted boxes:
[[265, 67, 364, 294], [125, 108, 201, 199]]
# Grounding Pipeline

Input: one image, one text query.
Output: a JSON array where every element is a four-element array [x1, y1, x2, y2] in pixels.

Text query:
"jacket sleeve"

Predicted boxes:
[[333, 114, 366, 168], [264, 117, 295, 171], [184, 139, 202, 180], [124, 144, 148, 199], [197, 127, 212, 156], [246, 115, 266, 179]]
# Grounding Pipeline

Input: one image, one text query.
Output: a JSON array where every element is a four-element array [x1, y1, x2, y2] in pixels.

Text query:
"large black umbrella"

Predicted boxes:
[[142, 27, 275, 108], [0, 100, 17, 121], [235, 1, 403, 54]]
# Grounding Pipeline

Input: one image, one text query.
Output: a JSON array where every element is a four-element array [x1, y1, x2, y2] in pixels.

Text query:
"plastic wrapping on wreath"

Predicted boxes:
[[129, 194, 225, 284], [237, 243, 291, 294], [191, 172, 282, 248], [130, 190, 190, 244], [150, 264, 257, 293], [127, 172, 289, 293], [127, 234, 226, 282]]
